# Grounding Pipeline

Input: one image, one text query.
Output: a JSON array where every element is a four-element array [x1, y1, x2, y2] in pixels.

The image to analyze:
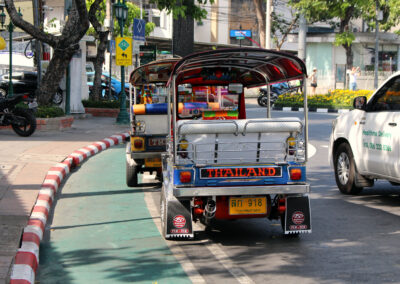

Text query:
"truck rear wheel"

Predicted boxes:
[[334, 143, 363, 195], [126, 160, 138, 187]]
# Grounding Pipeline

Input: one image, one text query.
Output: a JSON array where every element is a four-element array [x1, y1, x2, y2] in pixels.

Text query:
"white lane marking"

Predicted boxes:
[[308, 143, 316, 159], [192, 223, 256, 284], [143, 177, 206, 284], [321, 145, 329, 148], [143, 173, 255, 284]]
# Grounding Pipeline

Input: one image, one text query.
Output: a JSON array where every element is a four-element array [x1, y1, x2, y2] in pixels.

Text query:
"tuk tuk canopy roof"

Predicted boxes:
[[168, 48, 307, 88], [129, 58, 180, 86]]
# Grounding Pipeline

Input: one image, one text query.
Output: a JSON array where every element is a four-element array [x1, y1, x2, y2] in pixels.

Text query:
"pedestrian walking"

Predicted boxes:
[[349, 66, 360, 91], [310, 68, 317, 95]]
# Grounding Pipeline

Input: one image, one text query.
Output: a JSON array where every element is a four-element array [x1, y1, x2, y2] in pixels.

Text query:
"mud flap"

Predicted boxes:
[[166, 198, 194, 239], [283, 196, 311, 234]]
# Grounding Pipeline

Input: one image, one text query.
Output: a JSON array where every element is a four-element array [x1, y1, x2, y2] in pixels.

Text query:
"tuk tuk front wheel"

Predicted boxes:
[[126, 160, 138, 187]]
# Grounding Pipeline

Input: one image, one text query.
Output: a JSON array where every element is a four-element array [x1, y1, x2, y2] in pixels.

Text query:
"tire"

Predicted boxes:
[[126, 159, 138, 187], [334, 143, 363, 194], [0, 88, 7, 99], [52, 88, 63, 105], [11, 108, 36, 137], [257, 94, 268, 107]]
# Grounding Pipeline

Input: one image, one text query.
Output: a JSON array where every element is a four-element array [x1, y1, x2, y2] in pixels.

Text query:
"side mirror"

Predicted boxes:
[[353, 96, 367, 110]]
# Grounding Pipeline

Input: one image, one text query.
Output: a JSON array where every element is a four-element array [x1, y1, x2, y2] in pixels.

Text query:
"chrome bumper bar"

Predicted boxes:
[[131, 152, 165, 159], [173, 184, 310, 197]]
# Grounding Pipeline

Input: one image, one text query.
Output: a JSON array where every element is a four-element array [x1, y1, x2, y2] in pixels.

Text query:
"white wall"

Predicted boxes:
[[194, 5, 212, 43]]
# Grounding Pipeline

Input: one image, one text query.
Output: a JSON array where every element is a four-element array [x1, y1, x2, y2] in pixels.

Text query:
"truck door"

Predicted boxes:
[[363, 76, 400, 178]]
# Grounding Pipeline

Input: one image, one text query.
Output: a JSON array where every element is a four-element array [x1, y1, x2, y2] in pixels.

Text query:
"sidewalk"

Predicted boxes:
[[0, 116, 129, 284]]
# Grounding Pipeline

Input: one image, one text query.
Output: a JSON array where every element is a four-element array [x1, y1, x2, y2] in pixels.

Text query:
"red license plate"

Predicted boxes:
[[148, 138, 166, 147]]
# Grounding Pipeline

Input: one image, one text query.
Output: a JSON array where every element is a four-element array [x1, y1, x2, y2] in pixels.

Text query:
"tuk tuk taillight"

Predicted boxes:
[[290, 168, 302, 180], [179, 171, 192, 183], [131, 137, 145, 151]]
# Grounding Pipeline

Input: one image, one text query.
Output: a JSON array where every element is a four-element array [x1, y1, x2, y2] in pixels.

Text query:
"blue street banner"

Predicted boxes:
[[133, 19, 146, 41], [230, 30, 252, 39]]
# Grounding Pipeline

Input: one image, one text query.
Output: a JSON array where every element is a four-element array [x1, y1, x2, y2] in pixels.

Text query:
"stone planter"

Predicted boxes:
[[85, 107, 119, 117], [85, 107, 129, 118], [36, 116, 74, 131], [0, 116, 74, 131]]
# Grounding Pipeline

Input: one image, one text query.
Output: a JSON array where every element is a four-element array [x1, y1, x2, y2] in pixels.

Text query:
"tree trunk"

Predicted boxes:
[[91, 31, 109, 101], [173, 0, 194, 57], [38, 45, 78, 105], [344, 44, 353, 70], [253, 0, 265, 48], [5, 0, 90, 106]]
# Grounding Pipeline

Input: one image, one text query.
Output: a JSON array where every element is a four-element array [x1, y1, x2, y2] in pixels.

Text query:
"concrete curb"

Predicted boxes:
[[9, 132, 130, 284], [272, 106, 350, 113]]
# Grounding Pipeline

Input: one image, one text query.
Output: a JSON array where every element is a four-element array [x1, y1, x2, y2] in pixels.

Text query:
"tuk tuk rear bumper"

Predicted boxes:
[[130, 152, 165, 159], [173, 184, 310, 197]]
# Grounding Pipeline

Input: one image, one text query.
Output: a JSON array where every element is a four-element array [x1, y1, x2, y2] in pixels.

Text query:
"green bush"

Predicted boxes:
[[35, 106, 65, 118], [82, 99, 127, 109], [274, 89, 374, 109]]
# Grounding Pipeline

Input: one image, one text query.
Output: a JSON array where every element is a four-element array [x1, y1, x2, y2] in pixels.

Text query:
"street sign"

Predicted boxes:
[[230, 30, 252, 39], [133, 40, 145, 55], [133, 19, 146, 41], [116, 37, 132, 66], [139, 45, 156, 66], [109, 40, 115, 53]]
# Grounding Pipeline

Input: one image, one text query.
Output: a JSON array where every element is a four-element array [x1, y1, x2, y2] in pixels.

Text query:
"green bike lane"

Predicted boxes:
[[37, 145, 191, 284]]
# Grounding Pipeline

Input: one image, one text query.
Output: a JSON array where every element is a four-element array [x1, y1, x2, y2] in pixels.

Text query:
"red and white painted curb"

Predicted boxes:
[[9, 132, 129, 284]]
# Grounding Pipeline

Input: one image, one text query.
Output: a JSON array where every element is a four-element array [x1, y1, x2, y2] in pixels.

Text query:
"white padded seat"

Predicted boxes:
[[176, 118, 303, 165]]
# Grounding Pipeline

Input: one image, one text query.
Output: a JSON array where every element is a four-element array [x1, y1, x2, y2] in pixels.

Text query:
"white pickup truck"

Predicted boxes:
[[329, 72, 400, 194]]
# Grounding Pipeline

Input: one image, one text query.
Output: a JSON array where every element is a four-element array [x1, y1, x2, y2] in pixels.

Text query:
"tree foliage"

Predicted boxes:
[[4, 0, 93, 105], [150, 0, 212, 20], [253, 0, 299, 49], [289, 0, 400, 67], [271, 1, 299, 50], [86, 0, 154, 101]]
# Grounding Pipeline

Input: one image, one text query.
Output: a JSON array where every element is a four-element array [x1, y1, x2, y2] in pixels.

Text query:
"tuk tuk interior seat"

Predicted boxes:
[[176, 117, 303, 165]]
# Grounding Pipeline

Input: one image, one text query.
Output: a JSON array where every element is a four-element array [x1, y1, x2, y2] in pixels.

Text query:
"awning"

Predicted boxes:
[[129, 58, 180, 86], [168, 48, 307, 88]]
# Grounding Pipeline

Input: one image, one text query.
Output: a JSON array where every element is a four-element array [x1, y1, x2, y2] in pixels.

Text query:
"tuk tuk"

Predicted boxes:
[[160, 48, 311, 239], [126, 58, 179, 186]]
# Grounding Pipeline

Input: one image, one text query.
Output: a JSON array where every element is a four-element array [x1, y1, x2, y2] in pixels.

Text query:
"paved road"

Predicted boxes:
[[38, 109, 400, 283]]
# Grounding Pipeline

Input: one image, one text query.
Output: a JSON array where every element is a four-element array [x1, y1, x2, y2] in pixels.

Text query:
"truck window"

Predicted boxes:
[[370, 77, 400, 111]]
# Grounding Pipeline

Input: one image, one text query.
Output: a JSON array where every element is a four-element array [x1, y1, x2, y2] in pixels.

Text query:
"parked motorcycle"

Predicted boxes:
[[0, 93, 37, 137], [257, 82, 299, 107]]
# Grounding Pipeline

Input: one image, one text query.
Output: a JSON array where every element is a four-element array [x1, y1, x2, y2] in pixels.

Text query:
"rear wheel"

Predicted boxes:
[[126, 159, 138, 187], [257, 94, 268, 107], [334, 143, 363, 194], [11, 108, 36, 137], [52, 88, 63, 105], [0, 88, 7, 99]]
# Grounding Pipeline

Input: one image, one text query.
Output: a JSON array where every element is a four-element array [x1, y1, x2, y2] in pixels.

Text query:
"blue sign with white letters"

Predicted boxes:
[[230, 30, 252, 39], [133, 19, 146, 41]]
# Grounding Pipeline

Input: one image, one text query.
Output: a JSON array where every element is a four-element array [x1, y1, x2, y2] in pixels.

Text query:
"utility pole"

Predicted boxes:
[[265, 0, 272, 49], [374, 0, 379, 89], [298, 14, 307, 62], [33, 0, 42, 88]]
